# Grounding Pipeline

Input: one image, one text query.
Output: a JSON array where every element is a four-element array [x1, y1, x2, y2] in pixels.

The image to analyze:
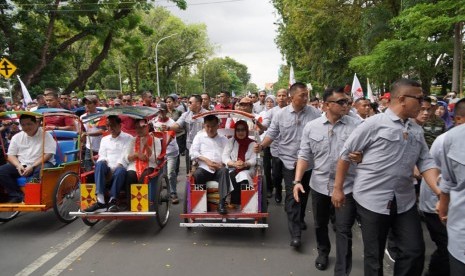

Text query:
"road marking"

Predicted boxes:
[[43, 221, 119, 276], [15, 226, 91, 276]]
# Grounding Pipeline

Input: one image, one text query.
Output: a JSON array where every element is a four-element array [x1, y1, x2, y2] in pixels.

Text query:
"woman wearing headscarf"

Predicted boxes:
[[436, 100, 454, 129], [259, 95, 276, 118], [222, 120, 257, 205]]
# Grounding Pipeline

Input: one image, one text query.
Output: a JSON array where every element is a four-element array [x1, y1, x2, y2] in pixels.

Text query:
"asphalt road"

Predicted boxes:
[[0, 156, 434, 276]]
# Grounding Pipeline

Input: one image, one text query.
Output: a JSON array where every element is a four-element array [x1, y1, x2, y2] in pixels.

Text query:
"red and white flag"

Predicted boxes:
[[351, 73, 363, 100], [289, 64, 296, 87]]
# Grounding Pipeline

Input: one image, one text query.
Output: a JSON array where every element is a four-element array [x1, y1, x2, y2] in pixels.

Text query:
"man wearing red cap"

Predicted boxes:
[[379, 92, 391, 112]]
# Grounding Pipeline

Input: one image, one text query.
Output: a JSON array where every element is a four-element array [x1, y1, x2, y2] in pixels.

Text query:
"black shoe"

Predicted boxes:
[[267, 190, 273, 198], [6, 197, 23, 203], [290, 237, 301, 248], [300, 220, 307, 230], [84, 201, 107, 213], [217, 199, 227, 215], [107, 199, 119, 212], [275, 191, 282, 203], [170, 194, 179, 205], [315, 254, 328, 271]]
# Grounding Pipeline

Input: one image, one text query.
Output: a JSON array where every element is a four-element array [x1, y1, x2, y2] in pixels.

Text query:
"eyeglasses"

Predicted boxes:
[[403, 95, 424, 104], [122, 99, 131, 102], [327, 99, 349, 106], [236, 128, 247, 132]]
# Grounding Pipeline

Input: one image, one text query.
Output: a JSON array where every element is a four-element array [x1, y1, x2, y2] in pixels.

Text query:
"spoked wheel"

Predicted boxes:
[[82, 217, 99, 226], [53, 172, 80, 223], [0, 211, 20, 222], [154, 175, 170, 228]]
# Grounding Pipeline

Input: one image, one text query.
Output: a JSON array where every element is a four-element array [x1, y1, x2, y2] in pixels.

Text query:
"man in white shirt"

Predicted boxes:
[[0, 114, 56, 203], [84, 115, 133, 213], [80, 95, 104, 171], [190, 115, 230, 214]]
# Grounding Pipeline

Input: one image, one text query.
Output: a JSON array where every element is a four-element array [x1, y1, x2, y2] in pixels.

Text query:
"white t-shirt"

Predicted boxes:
[[190, 131, 228, 173], [80, 112, 103, 151], [151, 117, 179, 157], [8, 127, 56, 166], [97, 131, 133, 171]]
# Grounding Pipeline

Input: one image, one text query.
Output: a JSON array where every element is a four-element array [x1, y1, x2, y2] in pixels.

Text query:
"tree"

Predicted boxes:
[[350, 0, 465, 94], [83, 7, 213, 96], [0, 0, 187, 97], [272, 0, 366, 86], [203, 57, 251, 95]]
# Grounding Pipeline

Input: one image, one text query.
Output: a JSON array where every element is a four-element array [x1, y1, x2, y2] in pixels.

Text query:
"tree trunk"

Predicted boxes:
[[135, 62, 140, 93], [63, 31, 113, 94], [452, 22, 462, 94]]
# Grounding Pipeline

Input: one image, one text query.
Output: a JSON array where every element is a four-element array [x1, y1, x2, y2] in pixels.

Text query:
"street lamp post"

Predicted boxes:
[[155, 33, 178, 98]]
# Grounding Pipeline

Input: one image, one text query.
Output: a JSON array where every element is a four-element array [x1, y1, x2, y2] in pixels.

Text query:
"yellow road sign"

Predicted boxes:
[[0, 57, 17, 79]]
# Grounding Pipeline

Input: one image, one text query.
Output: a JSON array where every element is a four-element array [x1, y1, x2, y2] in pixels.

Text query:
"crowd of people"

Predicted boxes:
[[0, 81, 464, 275]]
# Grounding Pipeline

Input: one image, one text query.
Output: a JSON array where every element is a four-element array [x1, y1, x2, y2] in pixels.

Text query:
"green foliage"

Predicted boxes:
[[0, 0, 187, 99], [272, 0, 464, 93], [202, 57, 251, 95]]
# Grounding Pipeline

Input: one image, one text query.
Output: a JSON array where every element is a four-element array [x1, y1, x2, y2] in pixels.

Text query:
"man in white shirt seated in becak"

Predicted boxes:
[[84, 115, 133, 213], [0, 114, 56, 203], [190, 114, 230, 214]]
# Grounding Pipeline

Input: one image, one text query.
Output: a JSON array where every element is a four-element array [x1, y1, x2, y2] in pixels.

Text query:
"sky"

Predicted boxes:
[[160, 0, 284, 89]]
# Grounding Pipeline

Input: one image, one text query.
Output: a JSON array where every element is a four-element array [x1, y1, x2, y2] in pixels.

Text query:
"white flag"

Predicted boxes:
[[17, 75, 32, 106], [307, 83, 313, 91], [367, 78, 375, 102], [289, 64, 296, 87], [351, 73, 363, 100]]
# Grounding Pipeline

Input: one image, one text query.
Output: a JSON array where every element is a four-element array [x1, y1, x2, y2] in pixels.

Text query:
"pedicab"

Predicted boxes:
[[0, 109, 82, 223], [180, 110, 269, 229], [69, 106, 171, 228]]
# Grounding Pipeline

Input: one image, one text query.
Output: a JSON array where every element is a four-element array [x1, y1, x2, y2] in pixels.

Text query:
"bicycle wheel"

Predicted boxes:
[[53, 172, 80, 223], [0, 211, 20, 222], [154, 175, 170, 228]]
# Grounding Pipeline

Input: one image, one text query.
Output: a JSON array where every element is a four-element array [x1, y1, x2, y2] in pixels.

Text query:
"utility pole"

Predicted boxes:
[[155, 33, 178, 98]]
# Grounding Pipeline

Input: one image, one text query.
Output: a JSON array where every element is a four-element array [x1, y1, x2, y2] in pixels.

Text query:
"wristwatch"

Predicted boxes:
[[292, 180, 301, 185]]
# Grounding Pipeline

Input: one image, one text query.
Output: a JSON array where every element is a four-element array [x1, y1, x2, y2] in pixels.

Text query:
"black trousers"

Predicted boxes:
[[175, 134, 186, 175], [263, 147, 272, 193], [450, 253, 465, 276], [125, 168, 155, 186], [310, 190, 357, 276], [228, 170, 243, 205], [334, 193, 357, 276], [193, 167, 231, 200], [356, 200, 425, 276], [186, 149, 192, 174], [311, 189, 332, 256], [271, 156, 284, 194], [422, 211, 449, 276], [282, 166, 311, 239]]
